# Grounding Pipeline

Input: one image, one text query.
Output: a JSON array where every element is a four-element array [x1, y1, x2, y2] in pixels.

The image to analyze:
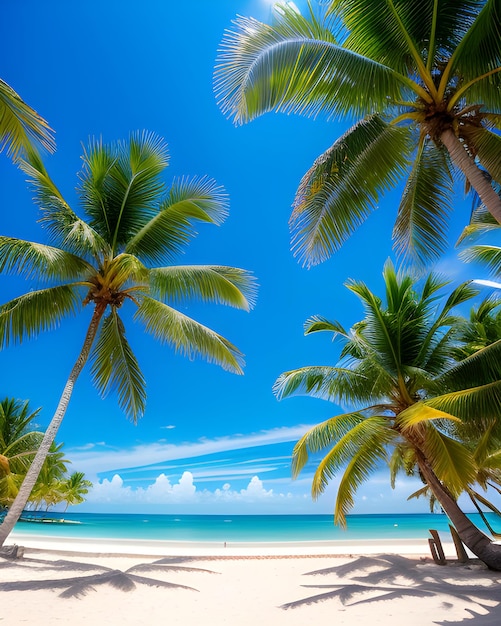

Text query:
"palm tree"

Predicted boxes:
[[0, 398, 43, 507], [28, 443, 69, 512], [0, 78, 55, 160], [60, 472, 92, 512], [274, 261, 501, 569], [0, 131, 256, 545], [215, 1, 501, 266]]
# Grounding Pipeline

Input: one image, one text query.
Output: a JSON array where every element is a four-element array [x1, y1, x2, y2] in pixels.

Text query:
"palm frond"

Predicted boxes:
[[393, 139, 453, 265], [290, 116, 411, 267], [460, 245, 501, 277], [104, 254, 149, 292], [273, 366, 371, 404], [126, 176, 228, 265], [447, 0, 501, 111], [303, 315, 348, 337], [78, 131, 168, 249], [0, 285, 81, 348], [215, 12, 408, 125], [135, 296, 244, 374], [90, 310, 146, 421], [427, 379, 501, 424], [420, 426, 477, 496], [396, 402, 461, 430], [438, 338, 501, 390], [456, 204, 500, 244], [309, 416, 393, 526], [0, 237, 93, 282], [0, 78, 55, 158], [291, 411, 368, 478], [149, 265, 257, 310], [328, 0, 478, 79]]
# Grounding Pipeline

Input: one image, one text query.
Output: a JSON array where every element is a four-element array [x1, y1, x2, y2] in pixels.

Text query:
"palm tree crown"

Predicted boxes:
[[215, 0, 501, 266], [274, 261, 501, 528], [0, 131, 257, 420]]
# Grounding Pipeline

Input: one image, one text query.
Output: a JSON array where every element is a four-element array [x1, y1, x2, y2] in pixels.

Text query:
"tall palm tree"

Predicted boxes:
[[215, 0, 501, 266], [0, 78, 55, 159], [0, 398, 43, 507], [274, 261, 501, 569], [0, 131, 256, 545]]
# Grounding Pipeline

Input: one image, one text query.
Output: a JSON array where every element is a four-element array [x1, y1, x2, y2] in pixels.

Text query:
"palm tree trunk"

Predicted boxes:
[[440, 128, 501, 223], [0, 304, 106, 548], [417, 453, 501, 570]]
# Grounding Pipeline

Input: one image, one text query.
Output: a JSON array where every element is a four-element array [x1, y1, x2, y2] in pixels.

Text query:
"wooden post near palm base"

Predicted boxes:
[[449, 525, 469, 563], [428, 529, 447, 565]]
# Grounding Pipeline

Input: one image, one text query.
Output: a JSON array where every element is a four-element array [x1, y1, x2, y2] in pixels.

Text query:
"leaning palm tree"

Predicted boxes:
[[215, 0, 501, 266], [0, 131, 256, 545], [0, 78, 55, 160], [274, 261, 501, 569]]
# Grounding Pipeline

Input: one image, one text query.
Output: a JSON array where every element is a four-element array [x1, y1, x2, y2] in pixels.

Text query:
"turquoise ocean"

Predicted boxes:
[[9, 512, 498, 544]]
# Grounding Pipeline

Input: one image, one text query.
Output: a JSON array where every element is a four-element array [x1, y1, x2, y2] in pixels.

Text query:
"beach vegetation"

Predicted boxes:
[[0, 398, 91, 513], [274, 261, 501, 569], [0, 78, 55, 161], [0, 132, 256, 545], [214, 0, 501, 267]]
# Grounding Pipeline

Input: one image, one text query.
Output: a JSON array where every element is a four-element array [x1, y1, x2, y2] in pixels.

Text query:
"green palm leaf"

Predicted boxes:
[[303, 315, 348, 337], [274, 366, 370, 404], [0, 78, 55, 158], [310, 416, 393, 526], [420, 426, 477, 496], [79, 131, 169, 248], [135, 296, 244, 374], [290, 116, 411, 266], [0, 237, 93, 282], [447, 0, 501, 111], [291, 411, 368, 477], [90, 310, 146, 421], [215, 11, 408, 124], [393, 139, 453, 264], [0, 285, 81, 348], [427, 380, 501, 423], [126, 176, 229, 264], [460, 244, 501, 277], [466, 128, 501, 185], [149, 266, 257, 310], [438, 339, 501, 390]]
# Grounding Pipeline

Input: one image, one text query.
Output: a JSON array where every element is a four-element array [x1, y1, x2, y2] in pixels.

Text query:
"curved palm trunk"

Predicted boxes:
[[440, 128, 501, 224], [417, 452, 501, 570], [0, 304, 105, 548]]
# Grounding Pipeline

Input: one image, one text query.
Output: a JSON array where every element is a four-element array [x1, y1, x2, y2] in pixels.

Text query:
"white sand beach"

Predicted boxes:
[[2, 536, 501, 625]]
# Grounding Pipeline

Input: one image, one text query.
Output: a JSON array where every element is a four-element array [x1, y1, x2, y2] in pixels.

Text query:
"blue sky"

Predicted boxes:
[[0, 0, 485, 515]]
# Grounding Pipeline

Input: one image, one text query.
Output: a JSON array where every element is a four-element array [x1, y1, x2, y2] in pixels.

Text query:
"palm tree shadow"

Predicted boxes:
[[0, 553, 219, 598], [280, 554, 501, 623]]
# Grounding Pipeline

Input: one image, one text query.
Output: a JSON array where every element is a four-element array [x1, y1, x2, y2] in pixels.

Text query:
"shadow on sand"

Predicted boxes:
[[0, 553, 219, 598], [281, 554, 501, 625]]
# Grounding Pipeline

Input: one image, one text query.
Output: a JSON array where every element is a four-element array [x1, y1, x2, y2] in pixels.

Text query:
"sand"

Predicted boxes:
[[1, 535, 501, 625]]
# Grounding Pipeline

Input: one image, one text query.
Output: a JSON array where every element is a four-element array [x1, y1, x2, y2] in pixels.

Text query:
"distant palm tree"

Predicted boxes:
[[29, 443, 69, 512], [0, 78, 54, 159], [274, 261, 501, 569], [215, 0, 501, 266], [0, 398, 43, 507], [0, 131, 256, 545], [60, 472, 92, 512]]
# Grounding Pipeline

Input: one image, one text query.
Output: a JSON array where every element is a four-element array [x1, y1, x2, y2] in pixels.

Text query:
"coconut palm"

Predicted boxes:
[[0, 78, 54, 160], [0, 398, 43, 507], [215, 0, 501, 267], [28, 443, 69, 512], [60, 471, 93, 511], [0, 131, 256, 545], [274, 261, 501, 569]]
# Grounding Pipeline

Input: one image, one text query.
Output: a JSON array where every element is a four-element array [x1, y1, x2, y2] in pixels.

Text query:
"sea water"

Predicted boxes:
[[9, 512, 498, 544]]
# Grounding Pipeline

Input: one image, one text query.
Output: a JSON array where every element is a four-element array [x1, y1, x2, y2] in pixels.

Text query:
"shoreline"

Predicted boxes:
[[7, 530, 457, 559]]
